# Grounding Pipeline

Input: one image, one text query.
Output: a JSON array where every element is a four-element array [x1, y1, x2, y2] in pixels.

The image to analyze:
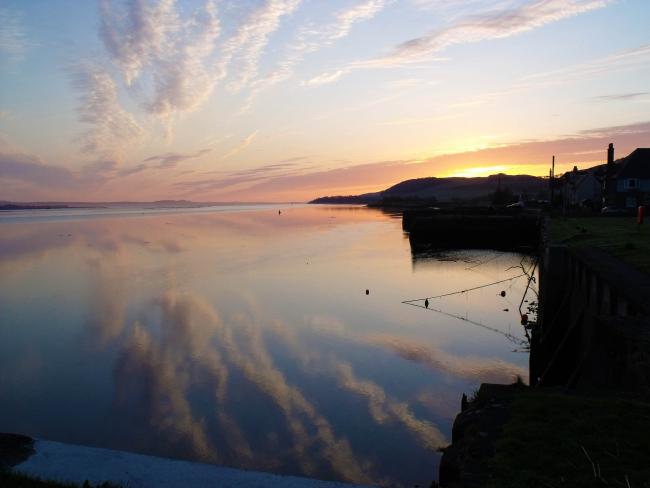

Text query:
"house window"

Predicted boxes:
[[625, 178, 638, 189]]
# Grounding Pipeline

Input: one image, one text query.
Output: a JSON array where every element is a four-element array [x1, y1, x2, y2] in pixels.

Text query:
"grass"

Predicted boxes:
[[550, 216, 650, 275], [488, 389, 650, 488], [0, 470, 120, 488]]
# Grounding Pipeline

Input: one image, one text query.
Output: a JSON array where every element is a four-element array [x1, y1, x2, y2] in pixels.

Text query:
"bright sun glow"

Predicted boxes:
[[444, 165, 512, 177]]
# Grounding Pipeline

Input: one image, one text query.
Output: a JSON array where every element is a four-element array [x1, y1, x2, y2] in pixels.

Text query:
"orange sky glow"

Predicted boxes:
[[1, 0, 649, 202]]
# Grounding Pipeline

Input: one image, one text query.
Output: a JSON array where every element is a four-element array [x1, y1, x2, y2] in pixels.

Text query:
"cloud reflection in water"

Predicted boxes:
[[0, 206, 531, 487]]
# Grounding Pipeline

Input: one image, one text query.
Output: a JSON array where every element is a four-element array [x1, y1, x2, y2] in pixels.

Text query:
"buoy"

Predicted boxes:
[[500, 290, 506, 297], [278, 210, 281, 215], [365, 289, 369, 295], [425, 298, 429, 308]]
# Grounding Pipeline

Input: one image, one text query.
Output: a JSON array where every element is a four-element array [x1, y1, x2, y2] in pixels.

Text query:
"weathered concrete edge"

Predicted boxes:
[[7, 435, 370, 488]]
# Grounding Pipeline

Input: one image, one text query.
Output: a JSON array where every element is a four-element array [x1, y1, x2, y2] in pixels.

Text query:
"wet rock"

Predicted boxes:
[[0, 433, 35, 468]]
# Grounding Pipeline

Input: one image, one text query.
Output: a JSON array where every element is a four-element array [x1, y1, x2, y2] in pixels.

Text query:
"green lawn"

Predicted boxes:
[[489, 389, 650, 488], [550, 216, 650, 275]]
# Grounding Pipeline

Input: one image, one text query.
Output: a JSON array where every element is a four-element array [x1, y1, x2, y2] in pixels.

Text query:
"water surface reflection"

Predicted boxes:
[[0, 205, 533, 486]]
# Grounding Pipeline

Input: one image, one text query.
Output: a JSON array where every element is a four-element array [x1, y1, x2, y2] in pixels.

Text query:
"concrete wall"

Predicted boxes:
[[532, 244, 650, 394]]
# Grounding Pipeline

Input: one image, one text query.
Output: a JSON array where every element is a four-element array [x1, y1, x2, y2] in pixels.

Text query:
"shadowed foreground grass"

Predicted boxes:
[[489, 389, 650, 488], [0, 470, 120, 488], [551, 216, 650, 275]]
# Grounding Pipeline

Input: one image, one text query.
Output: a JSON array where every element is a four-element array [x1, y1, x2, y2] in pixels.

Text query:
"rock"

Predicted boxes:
[[439, 383, 526, 488], [0, 433, 35, 468]]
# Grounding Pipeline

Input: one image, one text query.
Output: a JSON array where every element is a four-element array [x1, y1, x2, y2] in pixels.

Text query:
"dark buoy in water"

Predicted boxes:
[[278, 210, 281, 215], [365, 289, 369, 295], [425, 298, 429, 308], [500, 290, 506, 297]]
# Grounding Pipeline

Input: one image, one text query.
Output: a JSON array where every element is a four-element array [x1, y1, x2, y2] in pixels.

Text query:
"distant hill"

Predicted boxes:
[[310, 174, 547, 205], [309, 193, 381, 204]]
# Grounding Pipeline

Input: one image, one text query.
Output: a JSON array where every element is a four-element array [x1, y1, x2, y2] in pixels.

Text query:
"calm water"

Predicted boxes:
[[0, 205, 534, 487]]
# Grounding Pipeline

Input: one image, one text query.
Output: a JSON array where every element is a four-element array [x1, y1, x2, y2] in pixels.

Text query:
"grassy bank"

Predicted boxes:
[[0, 471, 119, 488], [551, 216, 650, 274], [489, 389, 650, 488]]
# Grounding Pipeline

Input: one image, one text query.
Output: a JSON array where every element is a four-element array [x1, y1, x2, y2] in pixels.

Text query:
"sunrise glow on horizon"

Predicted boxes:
[[1, 0, 650, 202]]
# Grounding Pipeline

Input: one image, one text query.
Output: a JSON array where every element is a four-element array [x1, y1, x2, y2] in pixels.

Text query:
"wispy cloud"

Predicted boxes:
[[0, 152, 75, 188], [411, 0, 494, 15], [70, 0, 223, 166], [0, 149, 125, 191], [308, 0, 609, 84], [278, 156, 309, 164], [99, 0, 177, 85], [78, 159, 119, 185], [306, 69, 345, 86], [446, 43, 650, 108], [100, 0, 221, 124], [221, 130, 258, 160], [143, 148, 212, 168], [0, 6, 33, 61], [376, 112, 461, 126], [384, 0, 607, 64], [147, 1, 221, 119], [385, 77, 439, 89], [520, 43, 650, 87], [69, 62, 143, 158], [592, 91, 650, 102], [328, 0, 390, 41], [220, 0, 302, 92], [576, 121, 650, 139], [120, 148, 213, 177], [242, 0, 389, 107], [97, 0, 305, 129], [173, 160, 308, 194]]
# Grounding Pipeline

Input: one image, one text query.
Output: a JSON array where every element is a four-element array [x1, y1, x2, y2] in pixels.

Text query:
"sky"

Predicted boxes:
[[0, 0, 649, 202]]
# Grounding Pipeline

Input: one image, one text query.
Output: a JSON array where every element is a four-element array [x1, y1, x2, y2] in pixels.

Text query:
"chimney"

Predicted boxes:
[[607, 143, 614, 166]]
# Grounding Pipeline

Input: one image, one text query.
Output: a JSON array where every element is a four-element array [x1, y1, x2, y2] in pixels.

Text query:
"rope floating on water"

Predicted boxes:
[[401, 273, 527, 304]]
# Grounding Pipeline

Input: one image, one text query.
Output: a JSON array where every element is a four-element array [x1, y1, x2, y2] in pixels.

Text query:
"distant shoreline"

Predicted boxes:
[[0, 204, 103, 211], [0, 202, 300, 212]]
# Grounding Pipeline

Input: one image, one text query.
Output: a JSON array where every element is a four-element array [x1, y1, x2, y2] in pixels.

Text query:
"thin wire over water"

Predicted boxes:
[[401, 273, 527, 303]]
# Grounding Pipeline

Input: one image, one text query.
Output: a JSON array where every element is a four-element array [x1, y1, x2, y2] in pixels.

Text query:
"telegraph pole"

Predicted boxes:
[[550, 155, 555, 206]]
